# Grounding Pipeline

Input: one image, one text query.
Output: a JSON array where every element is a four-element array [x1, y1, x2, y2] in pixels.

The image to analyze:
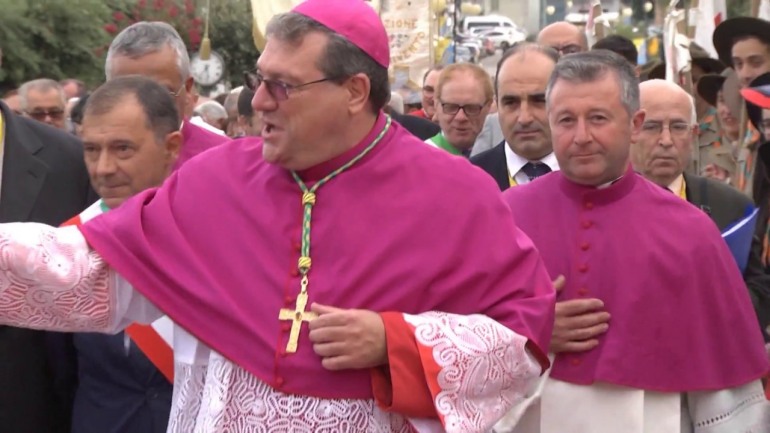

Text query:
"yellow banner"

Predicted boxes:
[[251, 0, 301, 51]]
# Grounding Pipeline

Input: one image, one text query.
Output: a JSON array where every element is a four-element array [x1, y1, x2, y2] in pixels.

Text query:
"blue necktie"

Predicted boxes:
[[521, 162, 551, 181]]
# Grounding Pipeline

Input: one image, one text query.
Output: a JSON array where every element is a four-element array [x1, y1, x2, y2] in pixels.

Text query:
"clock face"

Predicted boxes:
[[190, 52, 225, 86]]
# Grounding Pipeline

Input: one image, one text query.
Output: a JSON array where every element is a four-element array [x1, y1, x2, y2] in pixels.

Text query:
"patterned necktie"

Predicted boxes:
[[520, 162, 551, 181]]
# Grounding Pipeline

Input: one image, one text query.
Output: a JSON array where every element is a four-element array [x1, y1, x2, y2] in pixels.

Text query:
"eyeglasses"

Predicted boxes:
[[25, 109, 64, 121], [439, 101, 488, 117], [640, 121, 692, 138], [244, 70, 336, 101], [169, 82, 185, 97], [551, 44, 582, 55]]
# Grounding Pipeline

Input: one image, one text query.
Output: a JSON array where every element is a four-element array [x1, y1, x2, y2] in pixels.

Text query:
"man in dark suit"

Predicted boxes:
[[390, 109, 439, 141], [633, 79, 770, 342], [471, 43, 560, 191], [0, 98, 94, 432]]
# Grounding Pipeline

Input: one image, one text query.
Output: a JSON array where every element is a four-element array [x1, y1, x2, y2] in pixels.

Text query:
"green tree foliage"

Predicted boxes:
[[0, 0, 259, 95], [727, 0, 750, 18], [206, 0, 260, 88], [0, 0, 113, 93]]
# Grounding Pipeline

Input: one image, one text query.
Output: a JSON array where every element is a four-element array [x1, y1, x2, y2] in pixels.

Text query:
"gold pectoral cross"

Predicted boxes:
[[278, 276, 318, 353]]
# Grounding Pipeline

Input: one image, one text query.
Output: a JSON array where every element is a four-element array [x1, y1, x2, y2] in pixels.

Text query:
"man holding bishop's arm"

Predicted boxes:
[[0, 1, 556, 432]]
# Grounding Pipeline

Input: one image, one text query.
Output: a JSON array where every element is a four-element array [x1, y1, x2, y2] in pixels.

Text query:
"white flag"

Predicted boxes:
[[585, 0, 602, 47], [760, 0, 770, 21], [691, 0, 718, 58], [663, 0, 690, 83]]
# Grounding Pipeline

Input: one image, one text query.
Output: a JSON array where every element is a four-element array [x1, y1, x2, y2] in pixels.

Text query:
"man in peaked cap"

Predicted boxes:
[[0, 0, 556, 432], [713, 17, 770, 199], [741, 73, 770, 400]]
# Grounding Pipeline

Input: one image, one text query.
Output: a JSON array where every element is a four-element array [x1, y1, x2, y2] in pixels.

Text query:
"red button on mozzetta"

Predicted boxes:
[[581, 220, 593, 229], [577, 287, 588, 296], [275, 377, 285, 386], [570, 358, 582, 366], [584, 202, 594, 210], [290, 268, 299, 277], [578, 264, 589, 273], [580, 242, 590, 251]]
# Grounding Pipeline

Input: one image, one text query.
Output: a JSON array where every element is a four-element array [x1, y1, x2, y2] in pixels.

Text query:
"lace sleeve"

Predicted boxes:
[[0, 223, 115, 332]]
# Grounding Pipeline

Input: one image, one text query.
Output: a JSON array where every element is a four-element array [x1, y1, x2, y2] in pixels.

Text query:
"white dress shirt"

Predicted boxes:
[[504, 143, 559, 185]]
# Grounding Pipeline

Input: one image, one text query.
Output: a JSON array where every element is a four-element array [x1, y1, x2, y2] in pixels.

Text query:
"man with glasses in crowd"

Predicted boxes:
[[105, 22, 227, 170], [632, 79, 770, 345], [536, 21, 588, 57], [410, 65, 443, 122], [19, 78, 68, 130], [425, 63, 493, 157]]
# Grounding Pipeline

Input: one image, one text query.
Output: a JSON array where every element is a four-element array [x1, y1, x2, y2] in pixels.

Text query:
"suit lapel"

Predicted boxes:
[[0, 103, 48, 223], [490, 141, 509, 191], [683, 173, 701, 206]]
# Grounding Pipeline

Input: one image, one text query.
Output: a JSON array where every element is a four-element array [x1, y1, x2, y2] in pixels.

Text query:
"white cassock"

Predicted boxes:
[[494, 358, 770, 433]]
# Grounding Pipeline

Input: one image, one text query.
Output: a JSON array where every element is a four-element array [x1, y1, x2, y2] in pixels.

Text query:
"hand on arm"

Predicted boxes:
[[550, 276, 610, 353], [308, 303, 388, 370]]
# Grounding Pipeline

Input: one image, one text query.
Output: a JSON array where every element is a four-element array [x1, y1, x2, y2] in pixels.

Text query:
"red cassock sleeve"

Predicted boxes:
[[370, 312, 438, 419]]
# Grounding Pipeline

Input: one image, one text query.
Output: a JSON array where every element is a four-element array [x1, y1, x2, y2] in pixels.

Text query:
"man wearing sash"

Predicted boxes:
[[472, 43, 559, 191], [0, 1, 555, 431], [66, 76, 181, 433]]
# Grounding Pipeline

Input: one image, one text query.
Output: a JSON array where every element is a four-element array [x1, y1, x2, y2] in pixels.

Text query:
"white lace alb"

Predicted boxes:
[[0, 223, 543, 433]]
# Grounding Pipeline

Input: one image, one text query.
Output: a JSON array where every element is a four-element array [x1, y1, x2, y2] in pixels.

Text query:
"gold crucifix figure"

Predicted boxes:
[[278, 276, 318, 353]]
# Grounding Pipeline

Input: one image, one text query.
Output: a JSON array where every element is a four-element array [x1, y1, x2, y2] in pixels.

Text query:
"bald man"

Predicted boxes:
[[632, 79, 770, 343], [536, 21, 587, 56]]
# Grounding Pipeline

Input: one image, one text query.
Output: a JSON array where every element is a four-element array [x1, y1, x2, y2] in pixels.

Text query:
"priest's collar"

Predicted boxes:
[[295, 112, 388, 182], [596, 176, 623, 189], [558, 165, 636, 205]]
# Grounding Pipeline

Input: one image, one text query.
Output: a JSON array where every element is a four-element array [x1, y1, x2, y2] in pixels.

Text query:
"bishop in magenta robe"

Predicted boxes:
[[0, 112, 555, 432], [0, 1, 558, 431]]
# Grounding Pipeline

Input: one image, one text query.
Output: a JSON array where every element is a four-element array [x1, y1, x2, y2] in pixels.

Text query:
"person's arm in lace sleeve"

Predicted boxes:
[[0, 222, 161, 333]]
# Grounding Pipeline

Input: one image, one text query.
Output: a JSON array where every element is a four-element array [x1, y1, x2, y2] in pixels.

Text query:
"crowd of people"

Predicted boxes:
[[0, 0, 769, 432]]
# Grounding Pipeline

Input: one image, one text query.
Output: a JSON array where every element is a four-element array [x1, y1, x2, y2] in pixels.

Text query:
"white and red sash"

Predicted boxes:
[[62, 200, 174, 383]]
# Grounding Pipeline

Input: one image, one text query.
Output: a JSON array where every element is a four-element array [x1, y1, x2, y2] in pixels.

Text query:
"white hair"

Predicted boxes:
[[196, 101, 227, 122], [105, 21, 190, 82], [640, 79, 697, 124], [18, 78, 66, 111], [389, 92, 404, 114]]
